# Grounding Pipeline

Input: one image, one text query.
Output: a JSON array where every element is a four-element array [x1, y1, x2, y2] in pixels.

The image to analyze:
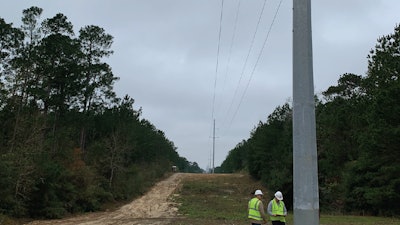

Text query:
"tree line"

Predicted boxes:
[[0, 7, 202, 219], [219, 24, 400, 216]]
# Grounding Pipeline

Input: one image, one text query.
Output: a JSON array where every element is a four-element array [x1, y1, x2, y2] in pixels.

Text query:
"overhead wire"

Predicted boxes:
[[209, 0, 283, 166], [220, 0, 268, 132], [220, 0, 242, 99], [211, 0, 225, 122], [229, 0, 283, 126], [214, 0, 242, 129]]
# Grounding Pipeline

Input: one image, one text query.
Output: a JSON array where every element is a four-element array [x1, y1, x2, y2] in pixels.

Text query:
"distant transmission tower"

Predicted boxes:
[[212, 119, 216, 173]]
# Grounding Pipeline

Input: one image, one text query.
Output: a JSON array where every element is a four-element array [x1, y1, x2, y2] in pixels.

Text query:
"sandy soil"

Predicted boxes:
[[25, 173, 186, 225]]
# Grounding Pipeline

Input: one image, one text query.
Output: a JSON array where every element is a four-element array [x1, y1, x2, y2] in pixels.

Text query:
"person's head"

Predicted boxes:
[[254, 189, 263, 199], [274, 191, 283, 201]]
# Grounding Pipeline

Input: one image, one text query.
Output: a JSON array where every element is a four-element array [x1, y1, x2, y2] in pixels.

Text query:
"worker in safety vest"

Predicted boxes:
[[267, 191, 287, 225], [248, 189, 267, 225]]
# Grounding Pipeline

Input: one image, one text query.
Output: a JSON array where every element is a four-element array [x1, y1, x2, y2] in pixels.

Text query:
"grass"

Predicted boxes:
[[171, 173, 269, 225], [320, 215, 400, 225], [171, 173, 400, 225]]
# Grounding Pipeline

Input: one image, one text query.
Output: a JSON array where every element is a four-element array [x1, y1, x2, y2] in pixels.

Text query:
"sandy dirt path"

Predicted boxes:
[[25, 173, 186, 225]]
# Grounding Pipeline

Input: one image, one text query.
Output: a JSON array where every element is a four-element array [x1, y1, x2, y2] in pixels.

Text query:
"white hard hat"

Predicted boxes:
[[254, 190, 263, 195], [275, 191, 283, 200]]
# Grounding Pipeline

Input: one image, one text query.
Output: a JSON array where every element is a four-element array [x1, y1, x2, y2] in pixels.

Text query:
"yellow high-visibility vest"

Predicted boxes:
[[248, 197, 262, 220], [270, 199, 286, 222]]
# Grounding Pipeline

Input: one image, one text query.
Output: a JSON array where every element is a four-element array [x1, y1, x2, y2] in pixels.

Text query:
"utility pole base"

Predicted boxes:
[[294, 209, 319, 225]]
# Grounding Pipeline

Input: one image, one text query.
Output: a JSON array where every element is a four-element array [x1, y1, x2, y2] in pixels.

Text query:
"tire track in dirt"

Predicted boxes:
[[25, 173, 186, 225]]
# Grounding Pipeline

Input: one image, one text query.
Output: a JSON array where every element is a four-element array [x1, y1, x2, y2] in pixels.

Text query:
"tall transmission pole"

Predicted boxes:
[[212, 119, 216, 173], [292, 0, 320, 224]]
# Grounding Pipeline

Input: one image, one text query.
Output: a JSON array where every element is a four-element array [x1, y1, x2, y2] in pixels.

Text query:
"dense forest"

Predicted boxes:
[[0, 7, 202, 219], [219, 25, 400, 216]]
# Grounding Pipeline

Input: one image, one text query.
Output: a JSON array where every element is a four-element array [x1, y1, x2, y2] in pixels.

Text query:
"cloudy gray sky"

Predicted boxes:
[[1, 0, 399, 170]]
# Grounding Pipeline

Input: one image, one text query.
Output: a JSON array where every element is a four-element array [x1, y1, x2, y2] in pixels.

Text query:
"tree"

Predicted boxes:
[[316, 73, 367, 211], [220, 140, 249, 173], [77, 25, 118, 152], [78, 25, 116, 113], [344, 24, 400, 216], [0, 17, 24, 108], [21, 6, 43, 45]]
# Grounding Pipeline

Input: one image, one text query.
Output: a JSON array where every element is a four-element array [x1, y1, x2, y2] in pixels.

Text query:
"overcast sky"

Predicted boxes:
[[1, 0, 399, 170]]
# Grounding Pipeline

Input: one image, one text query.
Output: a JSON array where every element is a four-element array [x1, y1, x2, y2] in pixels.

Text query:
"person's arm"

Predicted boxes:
[[258, 202, 268, 223], [267, 200, 273, 216], [283, 202, 287, 216]]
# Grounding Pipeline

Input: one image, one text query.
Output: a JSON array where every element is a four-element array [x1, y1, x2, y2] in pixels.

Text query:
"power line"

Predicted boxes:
[[211, 0, 225, 121], [220, 0, 268, 131], [209, 0, 283, 164], [221, 0, 242, 94], [214, 0, 242, 123], [229, 0, 283, 126]]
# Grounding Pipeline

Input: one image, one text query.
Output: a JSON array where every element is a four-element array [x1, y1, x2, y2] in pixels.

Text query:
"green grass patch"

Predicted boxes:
[[174, 173, 266, 221], [173, 173, 400, 225]]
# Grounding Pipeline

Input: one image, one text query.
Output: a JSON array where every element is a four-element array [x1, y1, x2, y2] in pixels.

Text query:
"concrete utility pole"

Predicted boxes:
[[292, 0, 320, 225]]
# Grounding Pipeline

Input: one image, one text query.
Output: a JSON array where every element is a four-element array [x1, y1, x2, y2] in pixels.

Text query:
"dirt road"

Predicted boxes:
[[25, 173, 186, 225]]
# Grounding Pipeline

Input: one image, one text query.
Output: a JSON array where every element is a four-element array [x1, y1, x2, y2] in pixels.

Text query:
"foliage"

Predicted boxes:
[[0, 6, 200, 219]]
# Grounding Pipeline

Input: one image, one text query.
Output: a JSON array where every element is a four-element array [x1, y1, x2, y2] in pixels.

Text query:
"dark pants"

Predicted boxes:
[[271, 221, 285, 225], [251, 223, 262, 225]]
